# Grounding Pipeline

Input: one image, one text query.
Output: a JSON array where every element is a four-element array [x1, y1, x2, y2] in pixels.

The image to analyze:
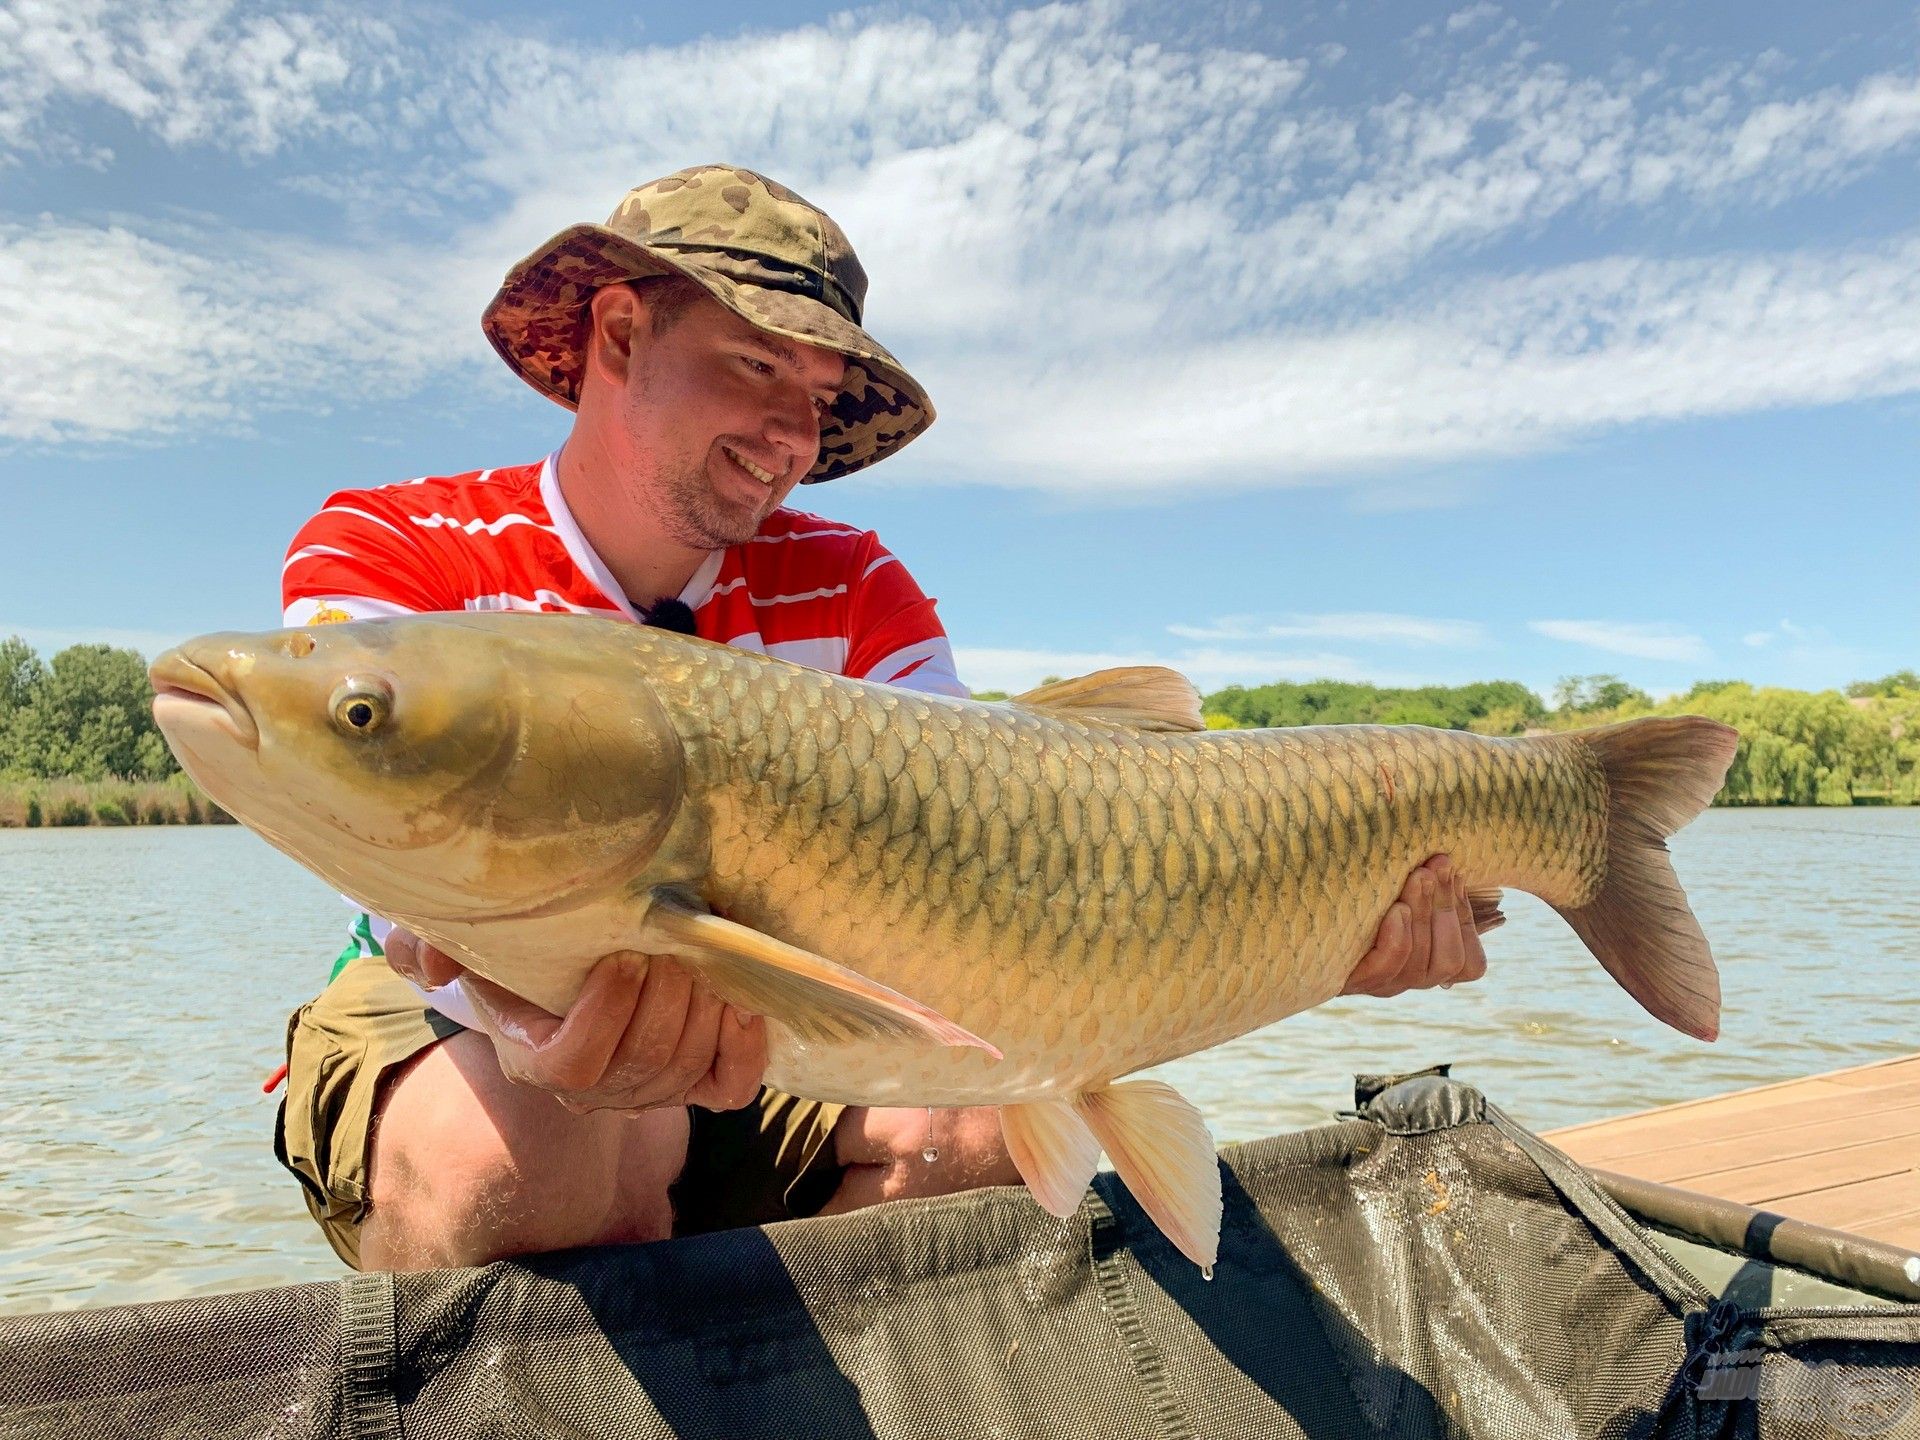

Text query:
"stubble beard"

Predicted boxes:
[[651, 453, 771, 551]]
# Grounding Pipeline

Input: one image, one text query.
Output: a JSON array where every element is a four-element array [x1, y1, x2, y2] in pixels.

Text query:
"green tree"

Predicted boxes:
[[1552, 674, 1652, 715], [1846, 670, 1920, 699], [0, 642, 176, 781]]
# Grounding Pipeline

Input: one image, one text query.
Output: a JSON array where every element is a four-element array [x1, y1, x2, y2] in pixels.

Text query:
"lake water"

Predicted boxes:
[[2, 812, 1917, 1314]]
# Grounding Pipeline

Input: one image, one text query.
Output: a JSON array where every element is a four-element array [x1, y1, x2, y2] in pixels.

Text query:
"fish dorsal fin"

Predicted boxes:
[[1075, 1079, 1223, 1269], [1000, 1100, 1103, 1218], [1013, 667, 1205, 733], [641, 895, 1002, 1057]]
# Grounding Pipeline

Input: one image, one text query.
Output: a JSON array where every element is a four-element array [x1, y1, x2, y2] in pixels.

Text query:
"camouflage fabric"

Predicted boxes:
[[482, 165, 933, 483]]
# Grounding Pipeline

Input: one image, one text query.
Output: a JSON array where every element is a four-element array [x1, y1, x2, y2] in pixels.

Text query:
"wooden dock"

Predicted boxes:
[[1549, 1053, 1920, 1249]]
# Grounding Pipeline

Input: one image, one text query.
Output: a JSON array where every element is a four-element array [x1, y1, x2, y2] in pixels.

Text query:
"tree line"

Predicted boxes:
[[1199, 672, 1920, 805], [3, 636, 1915, 814]]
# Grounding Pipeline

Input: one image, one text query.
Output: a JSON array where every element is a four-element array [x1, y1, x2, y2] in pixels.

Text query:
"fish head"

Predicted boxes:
[[149, 616, 687, 923]]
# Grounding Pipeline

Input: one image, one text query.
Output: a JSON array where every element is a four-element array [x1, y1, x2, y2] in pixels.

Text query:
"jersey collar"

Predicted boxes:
[[540, 450, 726, 619]]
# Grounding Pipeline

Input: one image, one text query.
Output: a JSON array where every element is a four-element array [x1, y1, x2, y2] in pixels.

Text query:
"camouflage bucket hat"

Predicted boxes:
[[482, 165, 933, 483]]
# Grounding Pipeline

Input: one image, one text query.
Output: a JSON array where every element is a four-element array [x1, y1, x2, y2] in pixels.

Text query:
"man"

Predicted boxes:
[[275, 165, 1488, 1272]]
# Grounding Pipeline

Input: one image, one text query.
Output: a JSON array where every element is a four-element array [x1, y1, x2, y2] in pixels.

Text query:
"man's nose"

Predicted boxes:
[[762, 385, 821, 465]]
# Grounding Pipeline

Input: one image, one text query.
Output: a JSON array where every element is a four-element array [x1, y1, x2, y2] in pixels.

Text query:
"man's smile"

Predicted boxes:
[[720, 443, 780, 487]]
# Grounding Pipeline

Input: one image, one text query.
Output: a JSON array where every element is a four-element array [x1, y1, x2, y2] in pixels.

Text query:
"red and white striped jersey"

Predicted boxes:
[[280, 450, 966, 1026], [281, 451, 966, 696]]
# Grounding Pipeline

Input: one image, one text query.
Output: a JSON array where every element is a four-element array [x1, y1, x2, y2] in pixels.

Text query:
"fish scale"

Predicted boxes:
[[649, 638, 1610, 1107]]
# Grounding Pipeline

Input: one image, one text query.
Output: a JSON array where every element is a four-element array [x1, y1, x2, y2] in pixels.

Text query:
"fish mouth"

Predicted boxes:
[[149, 650, 259, 751]]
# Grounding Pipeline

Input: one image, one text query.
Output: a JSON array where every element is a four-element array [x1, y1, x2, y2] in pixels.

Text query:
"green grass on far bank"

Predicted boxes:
[[0, 775, 233, 828]]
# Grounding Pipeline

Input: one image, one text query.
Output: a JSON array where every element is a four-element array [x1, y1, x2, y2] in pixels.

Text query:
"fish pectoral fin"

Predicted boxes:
[[640, 896, 1002, 1057], [1000, 1101, 1102, 1218], [1074, 1080, 1223, 1269], [1013, 667, 1204, 733], [1466, 887, 1507, 934]]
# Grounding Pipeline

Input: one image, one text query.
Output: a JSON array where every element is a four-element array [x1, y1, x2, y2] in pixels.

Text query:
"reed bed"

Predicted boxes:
[[0, 777, 234, 827]]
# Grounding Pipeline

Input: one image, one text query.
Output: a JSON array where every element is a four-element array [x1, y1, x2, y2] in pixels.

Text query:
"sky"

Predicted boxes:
[[1, 0, 1915, 699]]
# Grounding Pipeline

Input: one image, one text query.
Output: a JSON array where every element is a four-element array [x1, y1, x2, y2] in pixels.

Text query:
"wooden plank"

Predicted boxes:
[[1547, 1053, 1920, 1249], [1553, 1079, 1920, 1168], [1863, 1214, 1920, 1253], [1599, 1102, 1920, 1185], [1678, 1134, 1920, 1209], [1831, 1055, 1920, 1089], [1548, 1051, 1920, 1140], [1777, 1171, 1920, 1233]]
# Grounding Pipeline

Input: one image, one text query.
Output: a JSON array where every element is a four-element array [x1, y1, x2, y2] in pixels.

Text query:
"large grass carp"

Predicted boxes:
[[151, 614, 1737, 1268]]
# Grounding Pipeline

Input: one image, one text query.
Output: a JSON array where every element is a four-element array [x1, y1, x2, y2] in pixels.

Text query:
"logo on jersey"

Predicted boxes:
[[307, 603, 352, 626]]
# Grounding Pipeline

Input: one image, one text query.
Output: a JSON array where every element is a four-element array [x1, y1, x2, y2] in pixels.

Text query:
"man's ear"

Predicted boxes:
[[584, 283, 642, 390]]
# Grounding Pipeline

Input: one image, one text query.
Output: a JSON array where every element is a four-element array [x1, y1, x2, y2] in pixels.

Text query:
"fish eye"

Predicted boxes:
[[329, 678, 393, 736]]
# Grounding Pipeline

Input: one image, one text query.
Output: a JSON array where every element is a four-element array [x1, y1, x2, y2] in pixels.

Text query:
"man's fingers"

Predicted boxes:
[[383, 928, 464, 990], [652, 982, 728, 1104], [470, 956, 644, 1093], [1342, 904, 1411, 996], [1401, 866, 1436, 985], [687, 1008, 769, 1112], [602, 956, 696, 1088], [1426, 861, 1466, 984]]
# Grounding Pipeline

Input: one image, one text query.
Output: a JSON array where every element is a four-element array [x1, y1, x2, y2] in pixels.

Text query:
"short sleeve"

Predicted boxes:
[[281, 489, 465, 625], [842, 537, 968, 698]]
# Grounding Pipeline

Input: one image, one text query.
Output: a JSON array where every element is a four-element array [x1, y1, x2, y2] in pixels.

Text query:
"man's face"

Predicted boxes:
[[618, 288, 848, 549]]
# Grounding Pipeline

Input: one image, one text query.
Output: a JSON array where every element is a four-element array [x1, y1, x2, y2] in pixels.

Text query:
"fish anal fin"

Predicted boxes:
[[1074, 1079, 1222, 1269], [641, 896, 1002, 1058], [1014, 667, 1204, 733], [1000, 1100, 1102, 1218], [1466, 887, 1506, 934]]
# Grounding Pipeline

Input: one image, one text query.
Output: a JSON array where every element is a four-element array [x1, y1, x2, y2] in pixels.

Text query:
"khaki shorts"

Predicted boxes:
[[274, 954, 846, 1268]]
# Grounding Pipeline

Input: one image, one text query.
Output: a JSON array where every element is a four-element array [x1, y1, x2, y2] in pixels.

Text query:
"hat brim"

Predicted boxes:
[[481, 225, 933, 482]]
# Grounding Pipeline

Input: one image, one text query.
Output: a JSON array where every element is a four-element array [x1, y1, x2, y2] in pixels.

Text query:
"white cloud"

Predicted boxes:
[[0, 219, 495, 443], [0, 0, 386, 158], [6, 0, 1920, 491], [1166, 612, 1486, 646], [929, 236, 1920, 491], [1446, 5, 1502, 35], [1743, 630, 1774, 648], [1528, 619, 1710, 662]]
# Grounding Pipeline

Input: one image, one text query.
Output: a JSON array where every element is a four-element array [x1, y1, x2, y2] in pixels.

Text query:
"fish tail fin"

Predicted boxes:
[[1552, 715, 1739, 1042]]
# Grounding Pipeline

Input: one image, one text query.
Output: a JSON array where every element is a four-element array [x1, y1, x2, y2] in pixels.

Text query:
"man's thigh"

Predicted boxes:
[[275, 953, 462, 1267], [360, 1028, 688, 1270], [278, 955, 684, 1270]]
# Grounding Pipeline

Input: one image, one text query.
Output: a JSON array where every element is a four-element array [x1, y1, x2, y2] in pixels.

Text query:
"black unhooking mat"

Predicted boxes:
[[6, 1074, 1920, 1439]]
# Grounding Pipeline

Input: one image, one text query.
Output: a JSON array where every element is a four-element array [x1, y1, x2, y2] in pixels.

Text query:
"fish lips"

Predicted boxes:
[[150, 650, 260, 751]]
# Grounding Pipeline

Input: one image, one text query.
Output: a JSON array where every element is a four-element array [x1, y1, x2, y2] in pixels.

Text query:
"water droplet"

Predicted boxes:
[[922, 1146, 940, 1163], [1201, 1265, 1215, 1282]]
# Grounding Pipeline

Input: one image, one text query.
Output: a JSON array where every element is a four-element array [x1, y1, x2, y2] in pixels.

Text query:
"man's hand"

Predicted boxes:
[[1341, 854, 1490, 998], [385, 929, 768, 1114]]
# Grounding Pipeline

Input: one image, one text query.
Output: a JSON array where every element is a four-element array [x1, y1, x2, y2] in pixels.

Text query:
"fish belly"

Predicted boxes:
[[667, 660, 1608, 1109]]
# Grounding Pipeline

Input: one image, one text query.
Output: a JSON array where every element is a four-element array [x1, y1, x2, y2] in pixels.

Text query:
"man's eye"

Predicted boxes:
[[742, 356, 774, 376], [813, 396, 834, 418]]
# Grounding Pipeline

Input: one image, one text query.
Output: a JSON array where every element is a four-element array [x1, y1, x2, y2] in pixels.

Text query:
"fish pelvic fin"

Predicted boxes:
[[1555, 715, 1740, 1043], [1074, 1080, 1223, 1270], [640, 896, 1002, 1057], [1013, 667, 1204, 733], [1466, 888, 1507, 934], [1000, 1101, 1102, 1218]]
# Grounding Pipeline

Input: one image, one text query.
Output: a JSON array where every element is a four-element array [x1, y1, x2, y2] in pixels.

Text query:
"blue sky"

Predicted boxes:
[[1, 0, 1914, 699]]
